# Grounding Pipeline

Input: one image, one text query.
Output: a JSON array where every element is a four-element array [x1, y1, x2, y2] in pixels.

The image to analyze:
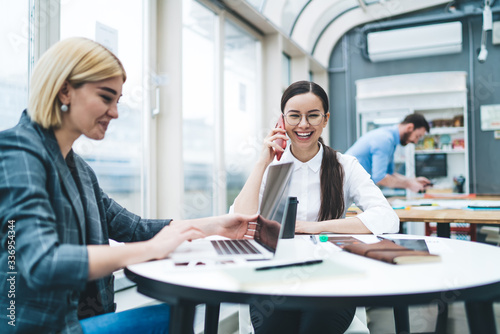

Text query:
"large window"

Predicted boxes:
[[224, 19, 260, 209], [182, 0, 262, 218], [60, 0, 145, 215], [0, 0, 29, 131], [282, 52, 291, 89], [182, 0, 217, 219], [2, 0, 322, 222]]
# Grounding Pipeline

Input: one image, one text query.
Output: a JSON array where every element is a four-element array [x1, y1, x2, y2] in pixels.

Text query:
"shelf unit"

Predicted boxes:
[[413, 106, 468, 193], [355, 71, 469, 198], [429, 126, 464, 135], [415, 150, 465, 154]]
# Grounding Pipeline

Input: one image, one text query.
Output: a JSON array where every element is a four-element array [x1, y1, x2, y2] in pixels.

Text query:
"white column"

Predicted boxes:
[[291, 55, 308, 82], [262, 33, 283, 128], [314, 70, 330, 146], [156, 0, 184, 219]]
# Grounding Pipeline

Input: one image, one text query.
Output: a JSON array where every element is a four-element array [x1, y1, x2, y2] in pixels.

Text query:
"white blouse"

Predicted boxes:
[[258, 144, 399, 235]]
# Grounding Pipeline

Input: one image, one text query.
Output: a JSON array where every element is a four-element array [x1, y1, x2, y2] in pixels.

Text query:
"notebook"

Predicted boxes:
[[343, 239, 441, 265], [168, 163, 294, 262], [377, 236, 429, 252]]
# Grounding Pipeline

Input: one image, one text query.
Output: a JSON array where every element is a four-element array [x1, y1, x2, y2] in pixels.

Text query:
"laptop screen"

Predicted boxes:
[[254, 162, 294, 252], [254, 215, 281, 252], [259, 162, 294, 222]]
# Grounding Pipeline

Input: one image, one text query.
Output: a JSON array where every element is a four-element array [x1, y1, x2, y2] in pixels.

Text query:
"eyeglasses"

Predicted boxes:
[[284, 112, 326, 126]]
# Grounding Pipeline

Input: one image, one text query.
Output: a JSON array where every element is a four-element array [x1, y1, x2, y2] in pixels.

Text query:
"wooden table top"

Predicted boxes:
[[395, 208, 500, 224], [346, 195, 500, 225], [395, 195, 500, 224]]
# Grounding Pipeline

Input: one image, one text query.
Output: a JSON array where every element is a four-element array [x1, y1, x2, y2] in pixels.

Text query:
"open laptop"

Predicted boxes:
[[259, 162, 294, 221], [169, 162, 294, 262]]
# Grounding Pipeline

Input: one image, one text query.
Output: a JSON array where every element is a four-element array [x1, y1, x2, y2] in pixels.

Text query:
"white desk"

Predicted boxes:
[[125, 235, 500, 334]]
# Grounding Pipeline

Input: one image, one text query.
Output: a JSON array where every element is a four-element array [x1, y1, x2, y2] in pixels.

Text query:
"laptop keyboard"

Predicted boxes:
[[211, 239, 261, 255]]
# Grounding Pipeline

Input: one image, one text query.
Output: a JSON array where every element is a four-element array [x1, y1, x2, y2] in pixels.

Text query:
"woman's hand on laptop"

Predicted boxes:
[[171, 213, 259, 240], [149, 224, 205, 260], [214, 213, 259, 239]]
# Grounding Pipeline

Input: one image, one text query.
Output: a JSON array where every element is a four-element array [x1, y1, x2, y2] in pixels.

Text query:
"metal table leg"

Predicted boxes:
[[436, 223, 451, 238], [465, 300, 497, 334], [394, 306, 410, 334], [204, 303, 221, 334], [434, 303, 448, 334], [170, 300, 197, 334]]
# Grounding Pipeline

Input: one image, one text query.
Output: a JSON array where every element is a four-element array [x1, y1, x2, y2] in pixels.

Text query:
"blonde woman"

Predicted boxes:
[[0, 37, 257, 334]]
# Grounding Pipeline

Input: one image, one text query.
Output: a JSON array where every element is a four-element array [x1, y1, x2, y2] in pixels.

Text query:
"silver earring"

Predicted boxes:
[[61, 104, 69, 112]]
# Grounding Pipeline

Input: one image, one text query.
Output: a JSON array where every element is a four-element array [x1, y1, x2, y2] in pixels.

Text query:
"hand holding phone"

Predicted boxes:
[[274, 115, 287, 161]]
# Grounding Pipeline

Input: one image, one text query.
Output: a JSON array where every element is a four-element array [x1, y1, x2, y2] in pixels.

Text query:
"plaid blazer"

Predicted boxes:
[[0, 111, 170, 333]]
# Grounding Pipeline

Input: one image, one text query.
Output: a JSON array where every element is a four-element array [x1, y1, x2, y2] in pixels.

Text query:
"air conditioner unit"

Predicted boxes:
[[367, 22, 463, 62]]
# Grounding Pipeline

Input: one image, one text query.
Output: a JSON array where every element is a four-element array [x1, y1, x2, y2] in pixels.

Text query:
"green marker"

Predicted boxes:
[[319, 235, 328, 242]]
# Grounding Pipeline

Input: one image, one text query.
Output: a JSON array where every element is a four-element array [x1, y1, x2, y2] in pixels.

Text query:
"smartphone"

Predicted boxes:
[[274, 115, 287, 161]]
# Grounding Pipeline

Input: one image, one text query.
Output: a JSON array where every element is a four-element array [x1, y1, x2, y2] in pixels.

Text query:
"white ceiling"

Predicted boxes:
[[221, 0, 453, 68]]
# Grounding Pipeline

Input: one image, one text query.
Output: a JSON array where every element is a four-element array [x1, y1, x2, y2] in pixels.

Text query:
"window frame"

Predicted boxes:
[[30, 0, 152, 217], [181, 0, 265, 217], [26, 0, 328, 220]]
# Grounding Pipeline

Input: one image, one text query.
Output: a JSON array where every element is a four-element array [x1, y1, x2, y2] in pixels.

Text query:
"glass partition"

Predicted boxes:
[[281, 0, 309, 35], [223, 19, 261, 210], [282, 52, 291, 89], [0, 0, 29, 131], [182, 0, 217, 218], [60, 0, 144, 215]]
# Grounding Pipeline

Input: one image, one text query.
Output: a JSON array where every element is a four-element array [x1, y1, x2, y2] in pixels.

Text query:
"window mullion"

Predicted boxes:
[[30, 0, 60, 66], [213, 10, 227, 215]]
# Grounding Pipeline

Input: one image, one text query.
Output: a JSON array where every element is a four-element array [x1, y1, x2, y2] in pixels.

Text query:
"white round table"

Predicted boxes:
[[126, 235, 500, 334]]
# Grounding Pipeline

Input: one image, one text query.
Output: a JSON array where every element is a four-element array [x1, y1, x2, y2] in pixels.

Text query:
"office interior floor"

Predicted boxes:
[[367, 303, 500, 334], [115, 285, 500, 333], [115, 275, 500, 334], [189, 302, 500, 334]]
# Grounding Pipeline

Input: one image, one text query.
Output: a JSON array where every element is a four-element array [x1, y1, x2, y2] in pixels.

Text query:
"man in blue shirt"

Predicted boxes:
[[346, 113, 431, 193]]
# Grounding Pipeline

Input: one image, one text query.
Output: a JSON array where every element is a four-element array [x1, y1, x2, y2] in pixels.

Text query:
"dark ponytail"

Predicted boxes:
[[281, 81, 345, 221], [317, 137, 345, 221]]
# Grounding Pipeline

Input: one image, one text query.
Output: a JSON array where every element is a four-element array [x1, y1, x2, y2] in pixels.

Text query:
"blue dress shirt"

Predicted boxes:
[[345, 125, 400, 184]]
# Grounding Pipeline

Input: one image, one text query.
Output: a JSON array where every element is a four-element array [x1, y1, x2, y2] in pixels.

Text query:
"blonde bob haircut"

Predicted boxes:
[[28, 37, 127, 129]]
